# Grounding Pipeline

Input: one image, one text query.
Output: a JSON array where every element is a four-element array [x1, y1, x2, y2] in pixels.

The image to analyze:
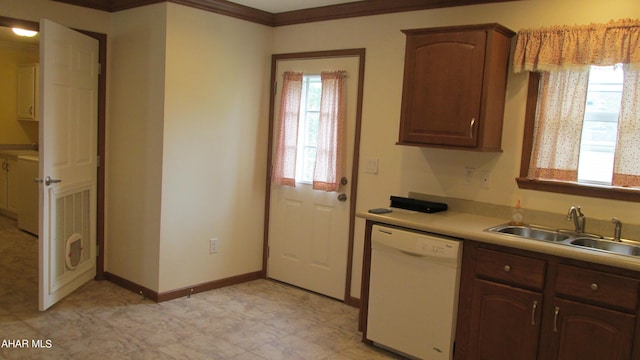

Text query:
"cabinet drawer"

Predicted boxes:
[[555, 264, 640, 311], [476, 248, 546, 290]]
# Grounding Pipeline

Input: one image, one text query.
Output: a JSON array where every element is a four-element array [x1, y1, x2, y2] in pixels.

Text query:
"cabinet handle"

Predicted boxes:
[[590, 283, 599, 291], [503, 265, 511, 272], [469, 118, 476, 138], [553, 306, 560, 332], [531, 300, 538, 326]]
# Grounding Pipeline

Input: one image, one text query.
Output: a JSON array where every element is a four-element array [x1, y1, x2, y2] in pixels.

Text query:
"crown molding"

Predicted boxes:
[[52, 0, 517, 27], [273, 0, 517, 26]]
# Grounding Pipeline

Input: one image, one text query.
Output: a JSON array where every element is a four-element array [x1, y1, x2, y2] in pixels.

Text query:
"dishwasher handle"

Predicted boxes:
[[399, 249, 428, 257]]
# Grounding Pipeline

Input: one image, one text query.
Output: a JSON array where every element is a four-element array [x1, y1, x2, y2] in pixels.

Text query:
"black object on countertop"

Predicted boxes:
[[368, 208, 392, 214], [390, 196, 448, 213]]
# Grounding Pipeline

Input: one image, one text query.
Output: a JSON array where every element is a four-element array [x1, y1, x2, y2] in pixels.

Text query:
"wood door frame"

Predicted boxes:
[[262, 48, 365, 306], [0, 16, 107, 280]]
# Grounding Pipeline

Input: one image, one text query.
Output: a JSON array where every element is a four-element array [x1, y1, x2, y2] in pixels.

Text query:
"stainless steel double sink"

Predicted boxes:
[[487, 223, 640, 257]]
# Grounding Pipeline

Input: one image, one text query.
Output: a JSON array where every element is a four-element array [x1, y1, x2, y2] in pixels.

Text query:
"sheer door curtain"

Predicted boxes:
[[514, 19, 640, 187], [272, 70, 347, 192]]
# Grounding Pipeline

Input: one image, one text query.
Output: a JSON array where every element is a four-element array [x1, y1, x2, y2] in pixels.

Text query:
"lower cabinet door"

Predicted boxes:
[[549, 298, 635, 360], [469, 279, 542, 360]]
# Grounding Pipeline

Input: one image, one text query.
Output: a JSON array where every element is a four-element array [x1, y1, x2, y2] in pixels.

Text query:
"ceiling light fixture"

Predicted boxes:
[[12, 28, 38, 37]]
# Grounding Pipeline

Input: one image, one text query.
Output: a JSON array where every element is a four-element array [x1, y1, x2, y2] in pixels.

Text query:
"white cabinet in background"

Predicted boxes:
[[17, 63, 39, 121], [17, 155, 39, 235], [0, 156, 18, 217]]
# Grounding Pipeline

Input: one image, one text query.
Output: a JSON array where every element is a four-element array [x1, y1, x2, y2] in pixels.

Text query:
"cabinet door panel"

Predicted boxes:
[[400, 31, 485, 147], [469, 279, 542, 360], [550, 298, 635, 360], [17, 64, 37, 121]]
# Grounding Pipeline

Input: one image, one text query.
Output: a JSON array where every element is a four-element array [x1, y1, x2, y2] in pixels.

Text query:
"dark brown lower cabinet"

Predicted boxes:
[[469, 279, 542, 360], [455, 242, 640, 360], [549, 298, 635, 360]]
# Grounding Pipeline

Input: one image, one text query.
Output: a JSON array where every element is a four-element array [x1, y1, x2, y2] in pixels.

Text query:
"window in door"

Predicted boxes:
[[296, 75, 321, 184]]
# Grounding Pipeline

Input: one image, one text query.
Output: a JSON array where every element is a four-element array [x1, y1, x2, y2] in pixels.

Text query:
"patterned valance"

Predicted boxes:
[[513, 19, 640, 73]]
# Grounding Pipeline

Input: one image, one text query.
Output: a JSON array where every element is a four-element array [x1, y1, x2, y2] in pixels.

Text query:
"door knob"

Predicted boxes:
[[45, 176, 61, 186], [337, 193, 347, 202], [340, 177, 348, 185], [41, 176, 61, 186]]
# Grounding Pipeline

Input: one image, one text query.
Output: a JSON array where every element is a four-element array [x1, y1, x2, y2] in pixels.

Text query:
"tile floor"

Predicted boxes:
[[0, 215, 402, 359]]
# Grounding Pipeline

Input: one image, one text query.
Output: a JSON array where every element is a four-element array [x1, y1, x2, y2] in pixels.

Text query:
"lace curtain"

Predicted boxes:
[[529, 69, 589, 181], [613, 65, 640, 187], [313, 71, 347, 192], [272, 72, 302, 187], [515, 19, 640, 187], [514, 19, 640, 72], [272, 70, 347, 192]]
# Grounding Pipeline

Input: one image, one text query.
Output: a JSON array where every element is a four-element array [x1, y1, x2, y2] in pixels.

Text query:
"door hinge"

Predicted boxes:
[[266, 246, 269, 258], [96, 155, 100, 167], [98, 63, 102, 75], [273, 81, 277, 95]]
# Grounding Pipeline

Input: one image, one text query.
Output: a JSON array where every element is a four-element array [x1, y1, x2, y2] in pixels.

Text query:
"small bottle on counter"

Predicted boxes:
[[511, 200, 524, 225]]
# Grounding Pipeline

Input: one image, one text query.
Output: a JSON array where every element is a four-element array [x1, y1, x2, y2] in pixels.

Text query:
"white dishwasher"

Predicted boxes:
[[367, 224, 462, 360]]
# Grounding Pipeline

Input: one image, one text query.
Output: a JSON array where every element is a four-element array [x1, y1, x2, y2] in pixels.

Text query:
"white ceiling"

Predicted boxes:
[[228, 0, 361, 13]]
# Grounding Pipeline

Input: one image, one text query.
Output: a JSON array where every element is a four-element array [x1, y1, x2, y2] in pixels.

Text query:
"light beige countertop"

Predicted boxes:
[[358, 208, 640, 273], [0, 149, 38, 159]]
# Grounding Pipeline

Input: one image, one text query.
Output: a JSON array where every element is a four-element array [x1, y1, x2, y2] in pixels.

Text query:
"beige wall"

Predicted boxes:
[[269, 0, 640, 297], [106, 3, 167, 291], [106, 2, 273, 293], [158, 3, 271, 291], [0, 44, 38, 144]]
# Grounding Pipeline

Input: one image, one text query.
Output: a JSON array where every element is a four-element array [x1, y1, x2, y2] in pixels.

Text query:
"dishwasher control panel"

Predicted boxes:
[[372, 225, 461, 260]]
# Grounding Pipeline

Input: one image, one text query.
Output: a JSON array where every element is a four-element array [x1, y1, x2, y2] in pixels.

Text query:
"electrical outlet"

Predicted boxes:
[[209, 238, 218, 254], [480, 170, 491, 189]]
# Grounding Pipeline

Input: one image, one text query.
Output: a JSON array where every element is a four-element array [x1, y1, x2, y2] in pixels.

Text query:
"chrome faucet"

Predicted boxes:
[[612, 217, 622, 242], [567, 206, 586, 233]]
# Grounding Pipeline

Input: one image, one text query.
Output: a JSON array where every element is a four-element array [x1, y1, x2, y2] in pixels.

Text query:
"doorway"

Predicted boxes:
[[264, 49, 365, 304], [0, 16, 106, 308]]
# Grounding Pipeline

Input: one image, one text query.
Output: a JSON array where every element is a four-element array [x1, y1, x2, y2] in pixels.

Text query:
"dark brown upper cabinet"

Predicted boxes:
[[398, 24, 515, 151]]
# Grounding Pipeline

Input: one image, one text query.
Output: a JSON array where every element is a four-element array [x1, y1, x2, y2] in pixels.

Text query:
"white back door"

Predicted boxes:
[[268, 57, 359, 300], [39, 19, 99, 311]]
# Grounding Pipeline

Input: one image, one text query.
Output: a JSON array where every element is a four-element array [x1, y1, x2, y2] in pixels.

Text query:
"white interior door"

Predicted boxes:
[[268, 57, 359, 300], [39, 19, 99, 311]]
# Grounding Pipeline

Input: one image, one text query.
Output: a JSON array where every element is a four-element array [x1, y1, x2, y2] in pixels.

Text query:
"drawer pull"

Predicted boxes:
[[503, 265, 511, 273], [553, 306, 560, 332], [590, 283, 599, 291], [531, 300, 538, 326]]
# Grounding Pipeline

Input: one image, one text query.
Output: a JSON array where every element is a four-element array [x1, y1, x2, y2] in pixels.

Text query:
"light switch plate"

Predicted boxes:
[[364, 157, 379, 174]]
